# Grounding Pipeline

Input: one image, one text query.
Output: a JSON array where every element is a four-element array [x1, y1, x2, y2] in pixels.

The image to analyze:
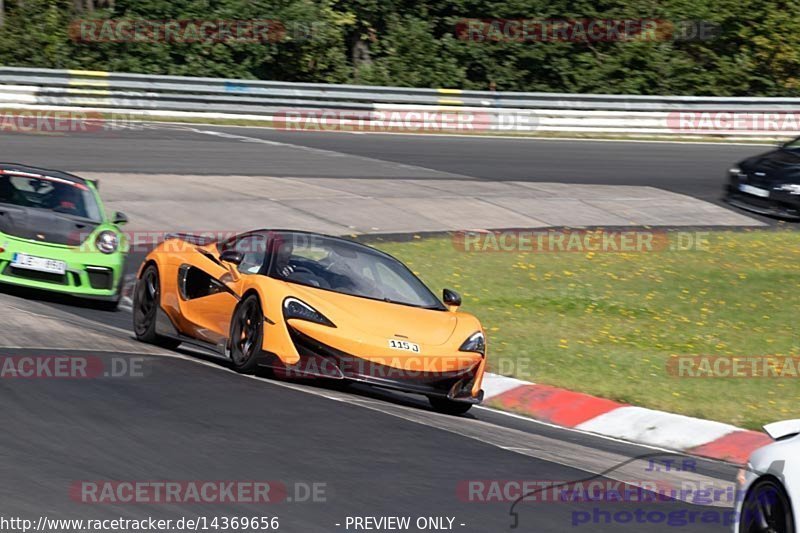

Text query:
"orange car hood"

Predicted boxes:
[[285, 283, 459, 346]]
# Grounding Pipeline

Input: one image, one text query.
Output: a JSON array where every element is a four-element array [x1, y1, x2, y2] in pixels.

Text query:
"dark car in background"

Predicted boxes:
[[725, 137, 800, 219]]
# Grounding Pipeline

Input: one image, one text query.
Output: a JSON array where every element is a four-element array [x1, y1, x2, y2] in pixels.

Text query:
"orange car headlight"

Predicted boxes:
[[459, 331, 485, 355], [283, 297, 336, 328]]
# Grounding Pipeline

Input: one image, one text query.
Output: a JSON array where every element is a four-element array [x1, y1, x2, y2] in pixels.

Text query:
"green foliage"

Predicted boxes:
[[0, 0, 76, 68], [353, 15, 466, 87], [0, 0, 798, 95]]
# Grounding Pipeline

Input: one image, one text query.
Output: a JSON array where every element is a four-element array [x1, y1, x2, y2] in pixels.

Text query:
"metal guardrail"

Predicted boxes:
[[0, 66, 797, 136]]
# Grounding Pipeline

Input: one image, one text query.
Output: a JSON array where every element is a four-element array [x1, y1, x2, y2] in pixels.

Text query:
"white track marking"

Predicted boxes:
[[56, 299, 738, 469], [576, 406, 738, 450], [145, 120, 774, 147], [25, 301, 735, 505], [482, 374, 529, 399], [473, 405, 703, 457], [183, 127, 478, 179], [4, 291, 737, 498]]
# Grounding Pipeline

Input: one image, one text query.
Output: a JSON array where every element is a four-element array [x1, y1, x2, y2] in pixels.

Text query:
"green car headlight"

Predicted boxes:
[[95, 231, 119, 254]]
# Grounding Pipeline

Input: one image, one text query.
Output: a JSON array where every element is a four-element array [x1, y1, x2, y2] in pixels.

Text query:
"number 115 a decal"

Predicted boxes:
[[388, 339, 420, 353]]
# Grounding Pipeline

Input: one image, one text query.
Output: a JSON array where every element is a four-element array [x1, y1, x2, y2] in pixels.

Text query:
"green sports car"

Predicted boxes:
[[0, 163, 128, 309]]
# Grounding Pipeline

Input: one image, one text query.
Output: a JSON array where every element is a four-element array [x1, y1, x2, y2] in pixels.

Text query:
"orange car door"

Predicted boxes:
[[177, 235, 268, 347], [176, 248, 242, 347]]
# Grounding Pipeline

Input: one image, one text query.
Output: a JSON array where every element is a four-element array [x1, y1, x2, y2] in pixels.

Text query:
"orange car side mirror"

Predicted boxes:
[[220, 250, 244, 282], [443, 288, 461, 311], [220, 250, 244, 266]]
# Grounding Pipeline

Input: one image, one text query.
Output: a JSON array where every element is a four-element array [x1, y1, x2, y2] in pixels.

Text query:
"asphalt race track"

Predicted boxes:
[[0, 343, 739, 533], [0, 126, 767, 532], [0, 123, 778, 201]]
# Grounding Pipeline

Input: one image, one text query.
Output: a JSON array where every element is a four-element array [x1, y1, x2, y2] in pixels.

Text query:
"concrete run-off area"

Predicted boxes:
[[80, 173, 763, 234]]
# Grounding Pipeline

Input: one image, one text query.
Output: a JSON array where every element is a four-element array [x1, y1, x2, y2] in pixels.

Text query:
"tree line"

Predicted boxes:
[[1, 0, 798, 95]]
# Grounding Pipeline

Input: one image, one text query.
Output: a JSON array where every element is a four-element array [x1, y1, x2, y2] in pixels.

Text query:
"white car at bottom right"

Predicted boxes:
[[735, 419, 800, 533]]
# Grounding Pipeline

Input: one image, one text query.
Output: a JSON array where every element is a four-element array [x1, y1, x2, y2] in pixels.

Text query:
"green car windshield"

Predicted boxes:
[[0, 174, 103, 222], [783, 137, 800, 150]]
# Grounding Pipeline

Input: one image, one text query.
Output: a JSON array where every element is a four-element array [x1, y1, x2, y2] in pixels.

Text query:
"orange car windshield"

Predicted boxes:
[[267, 233, 444, 310]]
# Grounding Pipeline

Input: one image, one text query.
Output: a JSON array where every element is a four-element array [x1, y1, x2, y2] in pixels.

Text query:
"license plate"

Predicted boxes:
[[11, 253, 67, 275], [388, 339, 420, 353], [739, 183, 770, 198]]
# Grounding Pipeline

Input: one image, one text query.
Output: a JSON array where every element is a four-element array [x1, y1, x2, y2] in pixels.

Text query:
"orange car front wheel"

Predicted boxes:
[[229, 294, 263, 374]]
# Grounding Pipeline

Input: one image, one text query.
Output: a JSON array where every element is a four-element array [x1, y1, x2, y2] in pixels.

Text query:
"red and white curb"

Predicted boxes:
[[482, 374, 771, 465]]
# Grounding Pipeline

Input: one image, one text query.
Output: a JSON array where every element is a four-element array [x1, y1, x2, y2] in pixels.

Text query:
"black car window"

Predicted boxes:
[[0, 175, 102, 222], [233, 234, 268, 274]]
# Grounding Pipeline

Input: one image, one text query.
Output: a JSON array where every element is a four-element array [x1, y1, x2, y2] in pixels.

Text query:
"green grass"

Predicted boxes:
[[374, 230, 800, 429]]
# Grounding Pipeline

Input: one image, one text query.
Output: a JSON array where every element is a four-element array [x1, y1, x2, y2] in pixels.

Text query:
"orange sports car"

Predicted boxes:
[[133, 230, 486, 414]]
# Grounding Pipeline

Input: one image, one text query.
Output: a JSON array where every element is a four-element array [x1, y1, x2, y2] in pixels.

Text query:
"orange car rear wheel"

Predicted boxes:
[[133, 264, 181, 350]]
